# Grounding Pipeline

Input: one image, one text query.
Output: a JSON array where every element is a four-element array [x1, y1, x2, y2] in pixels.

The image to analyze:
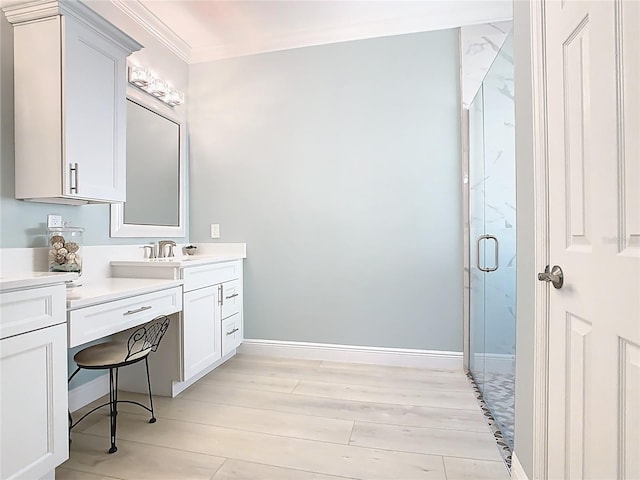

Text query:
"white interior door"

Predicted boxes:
[[544, 1, 640, 478]]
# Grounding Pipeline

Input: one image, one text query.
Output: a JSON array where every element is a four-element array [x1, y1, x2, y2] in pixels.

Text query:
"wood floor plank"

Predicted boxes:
[[220, 357, 471, 392], [80, 413, 447, 480], [349, 422, 503, 462], [197, 370, 300, 393], [94, 391, 355, 443], [60, 432, 225, 480], [292, 380, 479, 410], [442, 457, 510, 480], [182, 382, 489, 432], [211, 459, 358, 480], [56, 468, 122, 480]]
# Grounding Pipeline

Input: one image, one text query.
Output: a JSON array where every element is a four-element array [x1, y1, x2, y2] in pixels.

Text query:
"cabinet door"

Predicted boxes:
[[0, 324, 68, 480], [221, 313, 242, 357], [182, 286, 221, 380], [63, 15, 127, 202]]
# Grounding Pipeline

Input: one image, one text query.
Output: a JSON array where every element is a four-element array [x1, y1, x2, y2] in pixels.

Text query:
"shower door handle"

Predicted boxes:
[[476, 235, 499, 272]]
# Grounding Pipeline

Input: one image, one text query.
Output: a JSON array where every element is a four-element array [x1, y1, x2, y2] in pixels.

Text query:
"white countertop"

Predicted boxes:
[[111, 253, 245, 268], [66, 277, 183, 310], [0, 271, 78, 292]]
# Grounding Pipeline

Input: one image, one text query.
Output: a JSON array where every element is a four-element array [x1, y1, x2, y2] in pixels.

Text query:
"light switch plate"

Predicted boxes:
[[47, 214, 62, 228], [210, 224, 220, 238]]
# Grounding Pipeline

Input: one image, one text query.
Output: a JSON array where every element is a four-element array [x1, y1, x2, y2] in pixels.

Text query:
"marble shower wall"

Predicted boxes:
[[461, 21, 512, 108]]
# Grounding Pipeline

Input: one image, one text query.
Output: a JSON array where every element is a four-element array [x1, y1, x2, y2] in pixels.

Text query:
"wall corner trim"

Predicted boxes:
[[511, 453, 531, 480], [240, 339, 463, 370], [68, 373, 109, 413]]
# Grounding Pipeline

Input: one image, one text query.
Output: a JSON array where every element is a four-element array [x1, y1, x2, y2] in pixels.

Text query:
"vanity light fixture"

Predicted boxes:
[[128, 64, 184, 107]]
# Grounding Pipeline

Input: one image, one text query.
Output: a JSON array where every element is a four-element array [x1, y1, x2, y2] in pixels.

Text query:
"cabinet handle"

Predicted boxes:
[[225, 293, 239, 300], [226, 328, 239, 336], [218, 285, 222, 306], [70, 163, 79, 194], [123, 305, 152, 316]]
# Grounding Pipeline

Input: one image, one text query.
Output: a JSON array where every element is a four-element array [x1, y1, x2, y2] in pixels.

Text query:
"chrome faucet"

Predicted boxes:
[[158, 240, 177, 258]]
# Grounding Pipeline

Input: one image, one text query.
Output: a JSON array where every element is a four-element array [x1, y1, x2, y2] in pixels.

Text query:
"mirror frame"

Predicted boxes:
[[110, 88, 186, 238]]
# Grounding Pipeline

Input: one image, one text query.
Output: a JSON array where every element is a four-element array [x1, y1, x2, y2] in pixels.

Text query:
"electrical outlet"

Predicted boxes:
[[47, 214, 63, 228], [210, 224, 220, 239]]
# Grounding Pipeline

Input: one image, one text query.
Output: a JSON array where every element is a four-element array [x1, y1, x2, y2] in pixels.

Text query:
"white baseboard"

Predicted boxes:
[[240, 339, 463, 370], [511, 453, 530, 480], [68, 374, 109, 412]]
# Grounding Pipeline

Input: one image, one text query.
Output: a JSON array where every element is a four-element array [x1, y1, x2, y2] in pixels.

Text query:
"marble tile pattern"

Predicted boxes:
[[461, 21, 512, 107], [59, 353, 510, 480]]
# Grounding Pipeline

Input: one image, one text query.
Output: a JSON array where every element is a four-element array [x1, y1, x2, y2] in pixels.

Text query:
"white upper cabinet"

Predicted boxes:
[[4, 0, 142, 204]]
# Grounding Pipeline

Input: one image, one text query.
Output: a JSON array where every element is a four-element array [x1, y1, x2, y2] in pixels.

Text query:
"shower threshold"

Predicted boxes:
[[466, 371, 513, 471]]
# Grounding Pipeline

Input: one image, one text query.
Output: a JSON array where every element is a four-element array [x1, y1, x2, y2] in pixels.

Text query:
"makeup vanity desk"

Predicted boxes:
[[65, 277, 183, 348], [70, 252, 245, 398]]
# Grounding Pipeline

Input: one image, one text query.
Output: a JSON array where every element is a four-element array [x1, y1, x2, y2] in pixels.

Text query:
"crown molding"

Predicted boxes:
[[110, 0, 191, 63], [107, 0, 510, 65], [3, 0, 142, 54], [190, 10, 513, 63]]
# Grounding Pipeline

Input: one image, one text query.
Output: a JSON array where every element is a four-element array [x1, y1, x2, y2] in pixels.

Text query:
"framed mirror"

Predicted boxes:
[[111, 92, 186, 237]]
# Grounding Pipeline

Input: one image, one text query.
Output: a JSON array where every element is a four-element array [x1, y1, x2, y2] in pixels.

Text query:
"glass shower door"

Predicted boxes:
[[469, 85, 486, 395], [468, 32, 516, 450]]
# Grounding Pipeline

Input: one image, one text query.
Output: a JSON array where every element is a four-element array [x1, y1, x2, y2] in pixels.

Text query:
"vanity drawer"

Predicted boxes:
[[221, 313, 242, 357], [68, 286, 182, 347], [0, 285, 67, 340], [221, 279, 242, 320], [182, 260, 242, 292]]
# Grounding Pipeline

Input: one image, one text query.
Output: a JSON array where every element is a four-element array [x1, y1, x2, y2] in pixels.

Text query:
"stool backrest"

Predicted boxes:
[[125, 316, 171, 362]]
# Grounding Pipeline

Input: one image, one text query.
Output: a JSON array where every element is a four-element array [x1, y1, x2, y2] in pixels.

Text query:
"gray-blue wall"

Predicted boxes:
[[189, 30, 463, 351]]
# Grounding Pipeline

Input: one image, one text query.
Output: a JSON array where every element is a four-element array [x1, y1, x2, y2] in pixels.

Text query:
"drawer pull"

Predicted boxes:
[[226, 327, 239, 336], [225, 293, 239, 300], [123, 305, 152, 316]]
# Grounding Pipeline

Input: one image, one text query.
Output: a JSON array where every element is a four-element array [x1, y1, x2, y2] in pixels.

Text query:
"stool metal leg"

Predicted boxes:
[[68, 366, 81, 444], [108, 367, 118, 454], [144, 357, 157, 423]]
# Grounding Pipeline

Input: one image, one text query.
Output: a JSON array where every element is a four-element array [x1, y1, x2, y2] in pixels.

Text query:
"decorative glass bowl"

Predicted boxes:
[[48, 226, 84, 277]]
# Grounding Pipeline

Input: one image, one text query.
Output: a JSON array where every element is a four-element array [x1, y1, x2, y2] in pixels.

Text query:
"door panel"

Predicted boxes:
[[562, 17, 590, 249], [618, 1, 640, 253], [544, 1, 640, 478]]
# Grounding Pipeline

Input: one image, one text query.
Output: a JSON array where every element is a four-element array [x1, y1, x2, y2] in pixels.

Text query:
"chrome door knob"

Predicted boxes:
[[538, 265, 564, 289]]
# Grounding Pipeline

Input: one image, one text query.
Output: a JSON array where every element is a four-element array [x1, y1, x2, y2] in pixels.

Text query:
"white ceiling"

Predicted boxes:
[[111, 0, 513, 64]]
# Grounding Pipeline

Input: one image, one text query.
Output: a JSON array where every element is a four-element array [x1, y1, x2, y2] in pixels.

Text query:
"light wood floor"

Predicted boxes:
[[58, 353, 510, 480]]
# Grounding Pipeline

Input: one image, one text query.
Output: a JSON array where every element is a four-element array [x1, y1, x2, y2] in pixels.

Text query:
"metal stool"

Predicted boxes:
[[68, 315, 170, 453]]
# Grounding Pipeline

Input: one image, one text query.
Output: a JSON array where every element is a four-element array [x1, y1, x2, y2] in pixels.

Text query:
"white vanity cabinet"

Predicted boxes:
[[181, 261, 243, 382], [111, 257, 244, 397], [3, 0, 142, 205], [0, 280, 71, 480]]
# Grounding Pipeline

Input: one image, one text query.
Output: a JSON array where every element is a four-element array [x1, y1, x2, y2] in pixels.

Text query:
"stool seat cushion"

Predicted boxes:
[[74, 342, 150, 367]]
